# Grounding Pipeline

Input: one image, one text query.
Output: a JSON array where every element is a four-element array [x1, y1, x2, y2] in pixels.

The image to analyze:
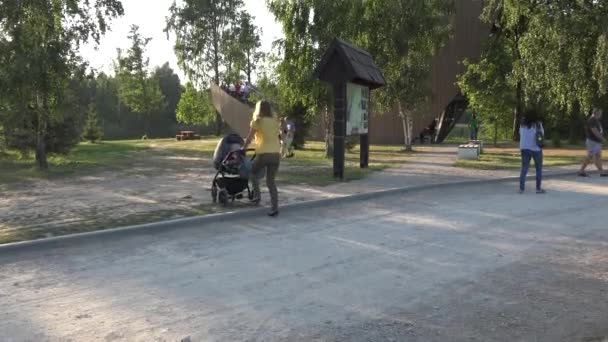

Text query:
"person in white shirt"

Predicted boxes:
[[519, 109, 545, 194], [280, 117, 296, 158]]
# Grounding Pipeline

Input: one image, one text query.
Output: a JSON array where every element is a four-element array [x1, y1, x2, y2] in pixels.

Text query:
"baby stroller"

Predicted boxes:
[[211, 133, 255, 206]]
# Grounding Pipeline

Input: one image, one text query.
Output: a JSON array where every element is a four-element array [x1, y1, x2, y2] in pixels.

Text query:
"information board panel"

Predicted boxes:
[[346, 83, 369, 135]]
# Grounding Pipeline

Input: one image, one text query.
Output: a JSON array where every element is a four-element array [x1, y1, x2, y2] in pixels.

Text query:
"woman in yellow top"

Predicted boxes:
[[242, 100, 281, 217]]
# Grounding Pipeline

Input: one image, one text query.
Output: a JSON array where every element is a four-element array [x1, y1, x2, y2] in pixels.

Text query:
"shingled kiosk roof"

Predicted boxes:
[[314, 38, 385, 89]]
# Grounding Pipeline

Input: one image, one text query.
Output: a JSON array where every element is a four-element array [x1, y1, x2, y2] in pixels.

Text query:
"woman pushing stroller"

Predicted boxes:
[[242, 100, 281, 217]]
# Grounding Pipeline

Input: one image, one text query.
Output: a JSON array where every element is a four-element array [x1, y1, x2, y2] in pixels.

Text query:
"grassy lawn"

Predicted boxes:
[[0, 138, 409, 187], [0, 141, 151, 184], [455, 146, 584, 170]]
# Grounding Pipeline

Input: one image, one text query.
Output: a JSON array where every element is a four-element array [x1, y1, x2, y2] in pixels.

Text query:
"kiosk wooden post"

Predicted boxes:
[[314, 38, 385, 179]]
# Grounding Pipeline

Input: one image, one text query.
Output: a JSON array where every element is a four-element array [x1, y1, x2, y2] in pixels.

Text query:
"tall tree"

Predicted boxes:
[[269, 0, 452, 152], [236, 12, 263, 84], [175, 83, 215, 126], [458, 35, 516, 143], [459, 0, 542, 140], [82, 103, 103, 143], [116, 25, 164, 136], [361, 0, 453, 151], [0, 0, 123, 170], [166, 0, 244, 135], [460, 0, 608, 141], [151, 62, 184, 133], [268, 0, 362, 153]]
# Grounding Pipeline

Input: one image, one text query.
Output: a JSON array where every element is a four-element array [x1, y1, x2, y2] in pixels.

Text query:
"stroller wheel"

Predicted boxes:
[[211, 186, 218, 203], [218, 189, 228, 206]]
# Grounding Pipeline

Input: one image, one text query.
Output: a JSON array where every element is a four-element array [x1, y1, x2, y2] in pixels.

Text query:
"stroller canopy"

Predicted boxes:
[[213, 133, 244, 171]]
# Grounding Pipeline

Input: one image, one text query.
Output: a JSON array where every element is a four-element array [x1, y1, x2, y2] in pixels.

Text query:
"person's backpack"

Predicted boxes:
[[535, 122, 544, 148]]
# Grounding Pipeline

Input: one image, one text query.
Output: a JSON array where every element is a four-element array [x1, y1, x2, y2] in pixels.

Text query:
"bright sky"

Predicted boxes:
[[79, 0, 283, 82]]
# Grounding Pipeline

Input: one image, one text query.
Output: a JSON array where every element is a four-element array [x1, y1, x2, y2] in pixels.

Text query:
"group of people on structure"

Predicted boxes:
[[220, 81, 252, 102], [518, 107, 606, 194]]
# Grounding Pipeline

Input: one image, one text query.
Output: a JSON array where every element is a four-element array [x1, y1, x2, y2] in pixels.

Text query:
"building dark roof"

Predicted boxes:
[[314, 38, 386, 89]]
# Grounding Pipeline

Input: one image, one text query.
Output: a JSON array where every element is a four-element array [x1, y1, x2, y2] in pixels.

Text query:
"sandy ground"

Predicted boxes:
[[0, 146, 579, 242], [1, 177, 607, 341]]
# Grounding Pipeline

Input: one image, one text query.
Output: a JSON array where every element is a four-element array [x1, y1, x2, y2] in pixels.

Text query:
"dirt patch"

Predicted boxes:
[[0, 146, 344, 244], [0, 148, 226, 243]]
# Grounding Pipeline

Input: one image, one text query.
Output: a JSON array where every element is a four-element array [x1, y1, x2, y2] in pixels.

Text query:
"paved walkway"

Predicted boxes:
[[2, 177, 607, 341], [279, 146, 579, 204]]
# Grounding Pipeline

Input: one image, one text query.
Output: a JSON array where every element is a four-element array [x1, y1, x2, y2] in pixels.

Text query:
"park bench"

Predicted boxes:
[[458, 144, 480, 160], [176, 131, 201, 141]]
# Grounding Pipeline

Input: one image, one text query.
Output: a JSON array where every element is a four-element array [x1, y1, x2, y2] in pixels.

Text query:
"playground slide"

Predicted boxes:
[[209, 82, 254, 138]]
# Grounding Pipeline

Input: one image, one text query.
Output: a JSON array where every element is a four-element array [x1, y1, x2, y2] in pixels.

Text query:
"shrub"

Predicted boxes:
[[82, 107, 103, 143]]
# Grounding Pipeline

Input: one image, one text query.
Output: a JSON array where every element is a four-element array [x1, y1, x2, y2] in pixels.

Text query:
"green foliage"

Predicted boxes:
[[458, 36, 516, 134], [166, 0, 244, 85], [176, 83, 215, 125], [166, 0, 245, 134], [269, 0, 453, 149], [2, 72, 91, 156], [268, 0, 365, 148], [116, 25, 165, 135], [362, 0, 453, 111], [459, 0, 608, 139], [91, 65, 186, 140], [83, 105, 103, 143], [219, 12, 263, 85], [0, 0, 124, 169], [236, 12, 264, 84], [268, 0, 354, 113]]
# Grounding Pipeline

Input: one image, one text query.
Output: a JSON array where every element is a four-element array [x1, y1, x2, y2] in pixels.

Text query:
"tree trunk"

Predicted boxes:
[[36, 95, 49, 171], [398, 101, 413, 152], [213, 47, 223, 136], [568, 102, 580, 144], [494, 117, 499, 147], [246, 51, 252, 84]]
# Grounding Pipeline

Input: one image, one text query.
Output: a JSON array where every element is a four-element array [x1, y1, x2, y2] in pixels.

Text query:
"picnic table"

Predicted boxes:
[[175, 131, 201, 141]]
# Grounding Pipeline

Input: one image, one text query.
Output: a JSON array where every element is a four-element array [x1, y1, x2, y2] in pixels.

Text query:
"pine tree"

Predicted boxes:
[[82, 105, 103, 143]]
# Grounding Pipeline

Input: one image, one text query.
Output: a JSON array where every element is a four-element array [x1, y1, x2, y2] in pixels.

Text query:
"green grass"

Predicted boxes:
[[1, 138, 409, 187], [0, 141, 150, 183], [455, 150, 581, 170], [275, 142, 407, 186]]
